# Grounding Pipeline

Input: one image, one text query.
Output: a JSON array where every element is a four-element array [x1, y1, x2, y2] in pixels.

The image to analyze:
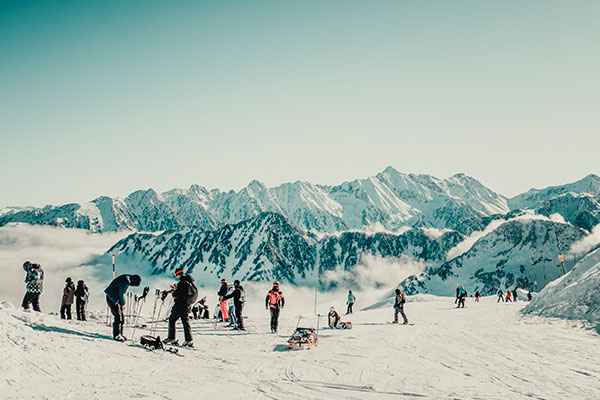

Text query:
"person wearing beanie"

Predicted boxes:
[[60, 277, 76, 320], [22, 261, 44, 312], [223, 279, 246, 330], [265, 281, 285, 333], [74, 280, 89, 321], [217, 279, 230, 322], [164, 268, 197, 347], [104, 274, 141, 341], [393, 288, 408, 324]]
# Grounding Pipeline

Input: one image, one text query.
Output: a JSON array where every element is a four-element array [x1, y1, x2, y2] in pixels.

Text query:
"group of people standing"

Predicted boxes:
[[61, 277, 89, 321]]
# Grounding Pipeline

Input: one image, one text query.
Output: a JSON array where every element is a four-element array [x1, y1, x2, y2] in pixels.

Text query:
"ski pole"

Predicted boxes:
[[130, 297, 146, 344], [149, 289, 160, 332]]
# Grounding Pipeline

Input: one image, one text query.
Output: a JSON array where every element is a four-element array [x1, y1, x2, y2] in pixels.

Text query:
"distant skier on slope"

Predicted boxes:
[[513, 286, 519, 302], [455, 286, 460, 304], [475, 290, 480, 303], [217, 279, 230, 322], [346, 290, 356, 314], [104, 274, 141, 341], [60, 277, 76, 320], [74, 280, 89, 321], [266, 281, 285, 333], [497, 290, 504, 303], [527, 291, 533, 301], [505, 290, 512, 302], [22, 261, 44, 312], [457, 286, 467, 309], [393, 288, 408, 324], [328, 307, 341, 328], [164, 268, 198, 347], [223, 280, 246, 330]]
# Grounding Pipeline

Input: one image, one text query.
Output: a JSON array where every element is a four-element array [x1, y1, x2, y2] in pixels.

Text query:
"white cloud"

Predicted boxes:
[[570, 223, 600, 256]]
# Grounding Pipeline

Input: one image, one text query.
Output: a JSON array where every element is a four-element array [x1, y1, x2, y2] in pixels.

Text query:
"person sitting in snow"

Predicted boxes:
[[60, 277, 76, 320], [328, 307, 341, 328]]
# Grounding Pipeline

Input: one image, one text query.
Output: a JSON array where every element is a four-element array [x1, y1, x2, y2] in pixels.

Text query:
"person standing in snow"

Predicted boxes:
[[223, 280, 246, 330], [328, 307, 341, 328], [497, 289, 504, 303], [457, 286, 467, 309], [393, 288, 408, 324], [60, 277, 76, 320], [513, 286, 518, 302], [226, 283, 237, 327], [164, 268, 198, 347], [475, 290, 480, 303], [454, 286, 460, 304], [527, 291, 533, 301], [104, 274, 141, 341], [266, 281, 285, 333], [346, 290, 356, 314], [22, 261, 44, 312], [217, 279, 230, 322], [74, 280, 89, 321], [505, 290, 512, 302]]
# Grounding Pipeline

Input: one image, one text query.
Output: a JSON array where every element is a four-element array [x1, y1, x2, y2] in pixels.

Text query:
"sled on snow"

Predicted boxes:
[[287, 316, 320, 350]]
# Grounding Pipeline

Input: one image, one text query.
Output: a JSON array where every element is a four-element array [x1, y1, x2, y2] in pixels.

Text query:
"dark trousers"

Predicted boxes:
[[235, 304, 244, 329], [346, 303, 354, 314], [497, 296, 504, 302], [270, 307, 280, 333], [394, 305, 408, 323], [106, 296, 124, 338], [60, 304, 72, 319], [457, 298, 465, 308], [76, 298, 87, 321], [168, 306, 193, 342], [22, 292, 41, 311]]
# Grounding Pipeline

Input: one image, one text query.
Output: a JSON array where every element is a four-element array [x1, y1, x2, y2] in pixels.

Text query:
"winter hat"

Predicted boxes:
[[234, 279, 240, 287], [329, 306, 335, 312], [129, 274, 141, 286], [77, 280, 84, 285], [65, 277, 72, 283], [221, 279, 226, 283], [23, 261, 31, 271], [395, 288, 401, 293], [273, 281, 279, 287], [174, 268, 184, 276]]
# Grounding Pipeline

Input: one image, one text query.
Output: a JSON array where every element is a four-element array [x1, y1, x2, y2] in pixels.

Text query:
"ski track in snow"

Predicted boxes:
[[1, 297, 599, 400]]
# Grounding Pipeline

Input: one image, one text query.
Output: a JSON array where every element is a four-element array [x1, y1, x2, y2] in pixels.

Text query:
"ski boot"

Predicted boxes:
[[182, 341, 194, 348], [163, 338, 179, 345]]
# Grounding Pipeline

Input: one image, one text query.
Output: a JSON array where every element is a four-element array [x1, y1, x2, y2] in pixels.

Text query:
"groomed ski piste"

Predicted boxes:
[[2, 291, 599, 400]]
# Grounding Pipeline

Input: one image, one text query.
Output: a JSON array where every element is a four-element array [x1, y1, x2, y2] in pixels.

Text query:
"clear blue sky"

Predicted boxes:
[[1, 1, 599, 207]]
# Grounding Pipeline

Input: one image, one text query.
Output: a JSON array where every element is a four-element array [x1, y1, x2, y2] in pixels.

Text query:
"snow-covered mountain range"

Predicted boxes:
[[4, 170, 600, 293], [0, 167, 510, 235]]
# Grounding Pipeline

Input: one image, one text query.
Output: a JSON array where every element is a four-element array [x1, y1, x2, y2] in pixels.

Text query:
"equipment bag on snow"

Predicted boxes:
[[140, 335, 164, 350]]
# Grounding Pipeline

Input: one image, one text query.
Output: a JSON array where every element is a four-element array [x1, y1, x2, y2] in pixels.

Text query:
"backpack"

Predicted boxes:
[[187, 281, 199, 305]]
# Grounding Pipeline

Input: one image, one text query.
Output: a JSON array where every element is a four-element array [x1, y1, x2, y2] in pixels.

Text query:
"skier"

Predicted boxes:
[[393, 288, 408, 324], [497, 289, 504, 303], [60, 277, 76, 320], [226, 283, 236, 327], [223, 279, 246, 330], [164, 268, 198, 347], [74, 280, 89, 321], [527, 291, 533, 301], [454, 286, 460, 304], [513, 286, 519, 302], [217, 279, 230, 322], [475, 290, 480, 303], [346, 290, 356, 314], [104, 274, 142, 341], [505, 290, 512, 302], [22, 261, 44, 312], [328, 306, 340, 328], [457, 286, 467, 309], [265, 281, 285, 333]]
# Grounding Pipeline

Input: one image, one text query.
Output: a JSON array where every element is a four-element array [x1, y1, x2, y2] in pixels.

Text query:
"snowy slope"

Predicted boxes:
[[1, 293, 599, 400], [522, 247, 600, 330], [401, 218, 587, 296]]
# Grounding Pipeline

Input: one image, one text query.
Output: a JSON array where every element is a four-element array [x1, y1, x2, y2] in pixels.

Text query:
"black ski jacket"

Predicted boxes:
[[223, 286, 245, 309], [172, 275, 198, 309], [217, 282, 228, 298]]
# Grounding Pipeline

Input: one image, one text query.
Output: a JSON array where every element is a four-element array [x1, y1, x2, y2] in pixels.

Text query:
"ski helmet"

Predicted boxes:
[[23, 261, 31, 271], [129, 274, 141, 286], [273, 281, 279, 287]]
